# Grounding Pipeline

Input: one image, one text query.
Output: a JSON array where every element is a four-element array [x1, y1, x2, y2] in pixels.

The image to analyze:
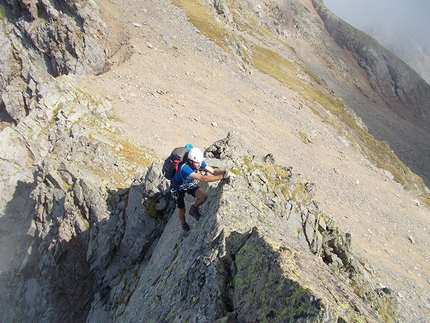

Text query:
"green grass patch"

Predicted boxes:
[[240, 155, 294, 200], [420, 194, 430, 208], [299, 131, 309, 144], [172, 0, 229, 51], [252, 45, 299, 89], [0, 6, 5, 20], [112, 139, 157, 168]]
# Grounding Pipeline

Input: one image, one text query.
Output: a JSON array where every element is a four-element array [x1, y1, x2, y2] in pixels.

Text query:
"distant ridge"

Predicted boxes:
[[363, 22, 430, 84]]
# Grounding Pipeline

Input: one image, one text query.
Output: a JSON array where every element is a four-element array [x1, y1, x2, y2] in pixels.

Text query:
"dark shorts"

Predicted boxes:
[[171, 186, 199, 209]]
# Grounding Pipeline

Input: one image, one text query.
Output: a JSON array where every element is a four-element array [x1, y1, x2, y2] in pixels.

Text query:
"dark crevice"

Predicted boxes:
[[0, 101, 16, 125], [219, 228, 256, 315]]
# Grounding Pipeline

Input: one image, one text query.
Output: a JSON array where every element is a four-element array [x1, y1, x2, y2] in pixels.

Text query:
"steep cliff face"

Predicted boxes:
[[362, 22, 430, 85], [0, 76, 159, 322]]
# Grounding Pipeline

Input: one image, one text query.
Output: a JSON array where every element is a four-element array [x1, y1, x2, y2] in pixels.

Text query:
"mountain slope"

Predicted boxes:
[[78, 0, 430, 321], [309, 0, 430, 187], [1, 0, 430, 322]]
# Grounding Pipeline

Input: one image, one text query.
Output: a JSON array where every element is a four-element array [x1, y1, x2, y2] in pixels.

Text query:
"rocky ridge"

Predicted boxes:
[[0, 75, 156, 322], [1, 0, 430, 322], [0, 92, 398, 321]]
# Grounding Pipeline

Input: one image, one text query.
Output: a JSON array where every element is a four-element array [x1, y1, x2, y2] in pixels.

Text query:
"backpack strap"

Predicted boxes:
[[178, 163, 186, 182], [171, 163, 186, 188]]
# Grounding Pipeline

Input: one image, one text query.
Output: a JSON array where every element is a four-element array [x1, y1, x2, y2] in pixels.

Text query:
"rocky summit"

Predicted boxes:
[[1, 0, 429, 322]]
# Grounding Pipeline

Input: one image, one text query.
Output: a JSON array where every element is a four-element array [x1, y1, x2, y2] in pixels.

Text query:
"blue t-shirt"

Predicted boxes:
[[173, 160, 207, 190]]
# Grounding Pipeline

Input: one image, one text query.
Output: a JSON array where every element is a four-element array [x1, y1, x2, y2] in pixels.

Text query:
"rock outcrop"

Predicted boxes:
[[0, 75, 155, 322], [119, 134, 397, 323], [0, 0, 112, 126], [0, 97, 397, 323]]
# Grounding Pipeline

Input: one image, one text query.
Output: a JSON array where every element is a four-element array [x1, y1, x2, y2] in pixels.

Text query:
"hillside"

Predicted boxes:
[[1, 0, 430, 322], [362, 22, 430, 85], [91, 0, 430, 319]]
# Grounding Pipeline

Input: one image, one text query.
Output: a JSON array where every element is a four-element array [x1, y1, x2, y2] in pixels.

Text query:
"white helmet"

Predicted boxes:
[[188, 148, 204, 162]]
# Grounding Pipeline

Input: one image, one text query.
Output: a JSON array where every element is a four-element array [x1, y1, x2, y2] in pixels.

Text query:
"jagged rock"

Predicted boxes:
[[1, 110, 398, 323], [263, 153, 276, 164], [205, 132, 251, 163], [214, 0, 233, 23], [0, 74, 155, 322], [117, 145, 391, 322], [0, 0, 112, 124]]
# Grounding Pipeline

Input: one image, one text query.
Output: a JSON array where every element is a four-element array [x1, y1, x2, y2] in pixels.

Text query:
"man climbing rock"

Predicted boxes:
[[171, 147, 236, 232]]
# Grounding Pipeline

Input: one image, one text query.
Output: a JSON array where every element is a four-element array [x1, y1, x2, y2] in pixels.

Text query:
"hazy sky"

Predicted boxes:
[[323, 0, 430, 43]]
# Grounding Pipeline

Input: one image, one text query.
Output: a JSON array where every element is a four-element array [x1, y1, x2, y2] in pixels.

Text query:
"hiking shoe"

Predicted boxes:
[[189, 205, 202, 221], [181, 222, 190, 233]]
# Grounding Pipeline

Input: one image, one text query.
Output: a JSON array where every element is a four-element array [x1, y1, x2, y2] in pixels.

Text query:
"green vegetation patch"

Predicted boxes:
[[172, 0, 229, 51], [240, 155, 294, 200], [143, 198, 168, 221], [112, 138, 157, 169], [252, 45, 299, 89], [0, 6, 5, 20], [250, 43, 426, 193], [420, 194, 430, 208]]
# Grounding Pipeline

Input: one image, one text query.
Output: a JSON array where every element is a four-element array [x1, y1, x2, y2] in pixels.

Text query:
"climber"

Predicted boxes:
[[170, 147, 236, 233]]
